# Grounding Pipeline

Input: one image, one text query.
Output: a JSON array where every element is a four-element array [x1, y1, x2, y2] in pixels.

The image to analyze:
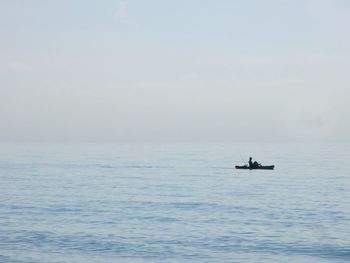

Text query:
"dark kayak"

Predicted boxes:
[[235, 165, 274, 170]]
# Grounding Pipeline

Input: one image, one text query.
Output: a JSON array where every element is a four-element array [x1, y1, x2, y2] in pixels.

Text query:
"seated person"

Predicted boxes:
[[253, 161, 261, 168], [249, 157, 253, 167], [249, 157, 261, 168]]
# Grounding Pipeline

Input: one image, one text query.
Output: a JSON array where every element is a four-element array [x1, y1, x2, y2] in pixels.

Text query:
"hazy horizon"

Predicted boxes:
[[1, 0, 350, 143]]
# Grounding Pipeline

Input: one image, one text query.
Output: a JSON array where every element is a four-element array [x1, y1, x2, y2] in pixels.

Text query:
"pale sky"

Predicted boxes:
[[1, 0, 350, 142]]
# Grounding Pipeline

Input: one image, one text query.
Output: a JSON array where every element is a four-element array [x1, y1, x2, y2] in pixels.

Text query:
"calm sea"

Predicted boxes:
[[0, 142, 349, 263]]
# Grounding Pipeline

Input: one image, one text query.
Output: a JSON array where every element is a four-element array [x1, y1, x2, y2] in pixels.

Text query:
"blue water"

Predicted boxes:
[[0, 142, 349, 262]]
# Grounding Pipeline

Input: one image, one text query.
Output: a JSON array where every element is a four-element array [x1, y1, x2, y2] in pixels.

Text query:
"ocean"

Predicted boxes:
[[0, 142, 349, 262]]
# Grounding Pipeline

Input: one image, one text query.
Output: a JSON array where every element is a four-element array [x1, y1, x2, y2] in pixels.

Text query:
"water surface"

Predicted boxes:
[[0, 143, 349, 262]]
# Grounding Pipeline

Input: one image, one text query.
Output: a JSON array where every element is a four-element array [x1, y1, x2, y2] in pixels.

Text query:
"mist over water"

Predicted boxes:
[[1, 142, 349, 262], [1, 1, 350, 143], [1, 1, 350, 262]]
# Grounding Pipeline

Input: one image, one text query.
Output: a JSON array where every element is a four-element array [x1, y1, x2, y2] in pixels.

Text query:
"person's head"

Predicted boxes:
[[249, 157, 252, 160]]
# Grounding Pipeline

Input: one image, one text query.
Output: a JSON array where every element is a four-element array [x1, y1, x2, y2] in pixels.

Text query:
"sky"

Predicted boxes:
[[0, 0, 350, 142]]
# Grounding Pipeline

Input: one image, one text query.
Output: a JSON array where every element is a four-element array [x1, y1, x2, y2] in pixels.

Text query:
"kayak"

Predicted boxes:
[[235, 165, 274, 170]]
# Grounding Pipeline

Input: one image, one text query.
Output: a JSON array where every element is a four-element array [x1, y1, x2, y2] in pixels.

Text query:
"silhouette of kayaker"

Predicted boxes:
[[235, 157, 274, 170], [249, 157, 261, 168]]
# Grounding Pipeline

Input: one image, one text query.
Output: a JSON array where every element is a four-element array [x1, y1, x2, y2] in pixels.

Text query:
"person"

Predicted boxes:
[[248, 157, 253, 168], [249, 157, 261, 168]]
